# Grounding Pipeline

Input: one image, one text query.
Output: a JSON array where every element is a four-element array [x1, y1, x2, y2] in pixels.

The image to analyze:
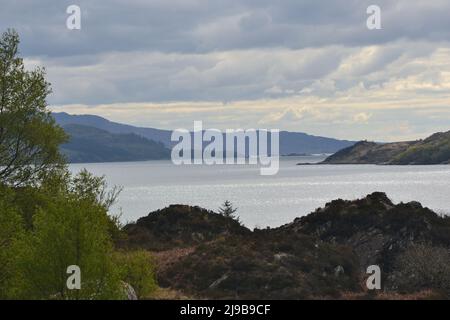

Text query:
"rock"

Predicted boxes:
[[192, 232, 205, 242], [274, 253, 291, 262], [334, 265, 345, 277], [122, 281, 138, 300], [121, 205, 250, 251], [209, 274, 229, 289]]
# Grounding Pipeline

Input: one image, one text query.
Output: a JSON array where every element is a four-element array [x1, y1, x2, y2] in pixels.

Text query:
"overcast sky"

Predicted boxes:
[[2, 0, 450, 141]]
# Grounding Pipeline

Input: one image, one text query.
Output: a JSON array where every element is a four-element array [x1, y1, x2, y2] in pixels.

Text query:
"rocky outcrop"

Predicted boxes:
[[281, 192, 450, 272], [121, 205, 250, 251], [123, 194, 450, 299], [321, 130, 450, 165]]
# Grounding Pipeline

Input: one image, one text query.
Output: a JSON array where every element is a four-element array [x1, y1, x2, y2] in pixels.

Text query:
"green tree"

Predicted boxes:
[[0, 29, 155, 300], [0, 187, 24, 299], [0, 29, 67, 186], [68, 169, 124, 242], [70, 169, 122, 211], [10, 173, 125, 300], [12, 197, 123, 299]]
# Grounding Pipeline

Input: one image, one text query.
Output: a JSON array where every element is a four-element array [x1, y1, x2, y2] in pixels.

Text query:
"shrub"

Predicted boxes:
[[114, 250, 157, 299], [10, 194, 124, 299], [393, 244, 450, 295], [0, 189, 24, 299]]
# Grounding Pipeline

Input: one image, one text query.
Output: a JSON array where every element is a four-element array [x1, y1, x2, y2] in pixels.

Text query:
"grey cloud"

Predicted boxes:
[[2, 0, 450, 57], [34, 46, 351, 104], [26, 40, 441, 105], [3, 0, 450, 142]]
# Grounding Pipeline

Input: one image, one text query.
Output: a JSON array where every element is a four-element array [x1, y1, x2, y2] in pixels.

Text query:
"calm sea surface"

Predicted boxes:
[[69, 156, 450, 228]]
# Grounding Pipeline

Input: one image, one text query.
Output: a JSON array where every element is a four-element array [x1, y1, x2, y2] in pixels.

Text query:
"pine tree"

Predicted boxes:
[[218, 200, 238, 220]]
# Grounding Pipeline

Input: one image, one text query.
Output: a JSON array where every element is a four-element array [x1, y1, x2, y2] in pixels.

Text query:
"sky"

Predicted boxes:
[[1, 0, 450, 141]]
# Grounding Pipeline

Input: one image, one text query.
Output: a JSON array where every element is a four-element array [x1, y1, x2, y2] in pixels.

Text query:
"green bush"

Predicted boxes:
[[0, 188, 24, 299], [10, 195, 124, 299], [114, 250, 157, 299]]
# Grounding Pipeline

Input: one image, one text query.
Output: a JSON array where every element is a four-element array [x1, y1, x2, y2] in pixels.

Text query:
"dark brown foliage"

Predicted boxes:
[[123, 193, 450, 299]]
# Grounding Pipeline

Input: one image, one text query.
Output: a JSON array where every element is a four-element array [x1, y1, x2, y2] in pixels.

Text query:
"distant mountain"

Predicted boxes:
[[322, 131, 450, 165], [60, 124, 171, 163], [278, 131, 355, 155], [53, 112, 356, 156], [54, 112, 174, 147]]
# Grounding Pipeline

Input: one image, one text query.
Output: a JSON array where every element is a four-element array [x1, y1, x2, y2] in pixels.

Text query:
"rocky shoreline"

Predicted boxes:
[[119, 193, 450, 299]]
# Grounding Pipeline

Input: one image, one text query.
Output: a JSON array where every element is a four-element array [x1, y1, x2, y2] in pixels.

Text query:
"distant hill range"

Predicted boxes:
[[53, 112, 174, 146], [60, 124, 170, 163], [53, 112, 356, 163], [322, 131, 450, 165]]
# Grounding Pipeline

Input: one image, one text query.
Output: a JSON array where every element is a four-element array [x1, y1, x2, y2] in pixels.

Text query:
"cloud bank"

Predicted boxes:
[[2, 0, 450, 141]]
